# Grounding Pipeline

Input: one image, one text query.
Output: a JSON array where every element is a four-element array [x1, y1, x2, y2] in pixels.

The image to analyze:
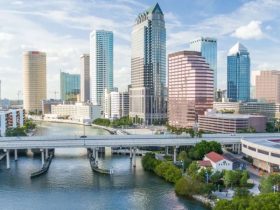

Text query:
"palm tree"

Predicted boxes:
[[275, 119, 280, 132]]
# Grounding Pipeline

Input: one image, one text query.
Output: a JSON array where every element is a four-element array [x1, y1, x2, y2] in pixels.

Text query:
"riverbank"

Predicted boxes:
[[142, 153, 213, 209], [31, 118, 88, 126]]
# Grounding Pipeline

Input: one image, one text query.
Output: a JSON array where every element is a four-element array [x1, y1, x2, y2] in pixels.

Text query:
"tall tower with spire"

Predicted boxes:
[[129, 3, 166, 124], [227, 42, 250, 102]]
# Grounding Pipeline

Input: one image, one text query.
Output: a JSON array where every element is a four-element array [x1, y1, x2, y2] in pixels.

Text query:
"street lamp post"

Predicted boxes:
[[206, 171, 209, 184]]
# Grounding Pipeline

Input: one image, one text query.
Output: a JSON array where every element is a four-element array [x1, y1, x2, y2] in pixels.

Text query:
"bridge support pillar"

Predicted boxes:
[[95, 148, 99, 165], [129, 147, 132, 159], [132, 147, 136, 167], [14, 149, 18, 161], [173, 146, 177, 164], [40, 149, 45, 167], [6, 150, 10, 169], [45, 149, 49, 159], [237, 144, 241, 154], [165, 146, 169, 155]]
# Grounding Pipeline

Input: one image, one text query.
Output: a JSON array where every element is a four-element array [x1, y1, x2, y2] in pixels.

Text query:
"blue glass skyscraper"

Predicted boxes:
[[60, 72, 80, 102], [227, 42, 250, 102], [90, 30, 113, 108], [190, 37, 217, 96]]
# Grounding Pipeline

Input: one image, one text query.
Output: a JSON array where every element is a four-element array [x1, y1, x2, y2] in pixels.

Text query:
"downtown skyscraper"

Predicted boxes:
[[23, 51, 46, 114], [60, 72, 80, 102], [227, 42, 250, 102], [190, 37, 217, 97], [80, 54, 90, 102], [90, 30, 113, 109], [130, 3, 166, 124]]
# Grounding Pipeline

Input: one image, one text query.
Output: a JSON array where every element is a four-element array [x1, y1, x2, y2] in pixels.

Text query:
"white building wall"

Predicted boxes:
[[51, 103, 101, 122], [111, 92, 121, 119], [0, 113, 6, 136]]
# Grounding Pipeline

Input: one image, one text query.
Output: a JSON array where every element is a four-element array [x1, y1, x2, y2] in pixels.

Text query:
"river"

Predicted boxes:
[[0, 122, 208, 210]]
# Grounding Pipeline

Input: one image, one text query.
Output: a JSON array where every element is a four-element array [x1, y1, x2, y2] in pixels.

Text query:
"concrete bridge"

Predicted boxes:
[[1, 133, 280, 169]]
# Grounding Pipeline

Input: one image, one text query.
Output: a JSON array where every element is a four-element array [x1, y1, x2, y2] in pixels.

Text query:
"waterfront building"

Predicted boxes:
[[129, 3, 166, 124], [23, 51, 46, 114], [104, 90, 129, 119], [60, 72, 80, 102], [200, 152, 233, 172], [216, 89, 227, 102], [90, 30, 113, 109], [120, 92, 129, 118], [214, 101, 280, 120], [213, 101, 240, 113], [0, 109, 25, 136], [198, 110, 267, 133], [251, 70, 261, 99], [241, 138, 280, 173], [104, 89, 111, 119], [41, 99, 63, 115], [190, 37, 217, 97], [168, 51, 214, 128], [110, 91, 121, 119], [80, 54, 90, 102], [49, 103, 101, 123], [227, 42, 250, 102], [256, 70, 280, 103]]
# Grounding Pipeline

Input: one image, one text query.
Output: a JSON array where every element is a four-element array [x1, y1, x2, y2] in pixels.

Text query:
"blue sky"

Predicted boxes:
[[0, 0, 280, 99]]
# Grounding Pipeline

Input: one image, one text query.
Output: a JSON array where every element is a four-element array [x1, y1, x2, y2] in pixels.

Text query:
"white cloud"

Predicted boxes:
[[11, 1, 23, 5], [0, 32, 14, 41], [232, 21, 264, 40]]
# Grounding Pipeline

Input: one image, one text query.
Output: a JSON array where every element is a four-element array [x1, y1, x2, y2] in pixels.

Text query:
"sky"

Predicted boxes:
[[1, 0, 280, 99]]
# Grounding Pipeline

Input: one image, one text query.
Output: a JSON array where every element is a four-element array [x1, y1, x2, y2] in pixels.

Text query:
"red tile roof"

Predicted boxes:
[[205, 151, 226, 163], [198, 160, 212, 167]]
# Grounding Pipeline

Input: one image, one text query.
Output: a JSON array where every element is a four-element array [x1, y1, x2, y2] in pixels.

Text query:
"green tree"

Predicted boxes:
[[260, 174, 280, 193], [6, 127, 27, 136], [223, 170, 242, 188], [240, 170, 249, 187], [234, 187, 250, 198], [175, 177, 202, 197], [187, 161, 199, 178], [154, 162, 182, 183], [141, 153, 161, 171], [188, 128, 195, 138]]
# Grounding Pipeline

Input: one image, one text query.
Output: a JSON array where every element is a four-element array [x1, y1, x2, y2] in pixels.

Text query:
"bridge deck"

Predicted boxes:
[[0, 133, 280, 149]]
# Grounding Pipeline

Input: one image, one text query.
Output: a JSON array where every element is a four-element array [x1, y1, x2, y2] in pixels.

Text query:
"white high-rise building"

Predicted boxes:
[[104, 90, 129, 119], [0, 109, 25, 136], [111, 91, 120, 119], [80, 54, 90, 102], [23, 51, 46, 114], [90, 30, 113, 110], [104, 89, 111, 119]]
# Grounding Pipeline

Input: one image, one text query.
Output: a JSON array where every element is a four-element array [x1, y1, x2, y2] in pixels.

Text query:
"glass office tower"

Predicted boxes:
[[190, 37, 217, 96], [90, 30, 113, 108], [130, 3, 166, 124], [60, 72, 80, 102], [227, 42, 250, 102]]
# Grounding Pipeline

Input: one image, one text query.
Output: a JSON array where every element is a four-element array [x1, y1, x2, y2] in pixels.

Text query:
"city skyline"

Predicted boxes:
[[1, 0, 280, 99]]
